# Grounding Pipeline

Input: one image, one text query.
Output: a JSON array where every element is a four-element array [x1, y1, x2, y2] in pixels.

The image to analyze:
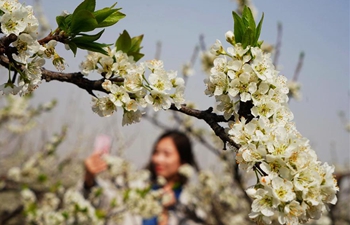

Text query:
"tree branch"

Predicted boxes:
[[273, 22, 282, 66], [169, 104, 239, 150]]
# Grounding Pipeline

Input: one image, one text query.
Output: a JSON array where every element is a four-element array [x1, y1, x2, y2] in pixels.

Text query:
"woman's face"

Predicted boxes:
[[151, 137, 181, 180]]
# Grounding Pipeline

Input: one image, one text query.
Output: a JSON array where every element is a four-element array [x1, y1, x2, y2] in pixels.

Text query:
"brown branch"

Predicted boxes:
[[0, 34, 19, 65], [0, 54, 125, 96], [169, 104, 239, 150], [41, 68, 108, 96], [37, 31, 68, 46], [0, 205, 24, 225], [172, 111, 221, 156]]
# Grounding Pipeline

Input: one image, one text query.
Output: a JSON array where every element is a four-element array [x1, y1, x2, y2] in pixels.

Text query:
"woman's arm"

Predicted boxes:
[[83, 152, 108, 189]]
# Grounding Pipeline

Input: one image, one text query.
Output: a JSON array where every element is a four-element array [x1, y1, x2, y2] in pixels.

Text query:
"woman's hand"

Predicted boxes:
[[161, 185, 177, 208], [157, 185, 177, 225], [84, 152, 107, 188]]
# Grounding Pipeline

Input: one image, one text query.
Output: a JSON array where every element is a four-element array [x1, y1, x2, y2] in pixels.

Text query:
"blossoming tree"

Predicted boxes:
[[0, 0, 340, 224]]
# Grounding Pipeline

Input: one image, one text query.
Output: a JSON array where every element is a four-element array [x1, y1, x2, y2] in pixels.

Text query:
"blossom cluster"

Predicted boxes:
[[20, 187, 104, 225], [287, 80, 302, 100], [0, 0, 65, 95], [102, 155, 164, 219], [0, 95, 56, 134], [179, 162, 251, 224], [80, 49, 185, 125], [206, 31, 339, 224]]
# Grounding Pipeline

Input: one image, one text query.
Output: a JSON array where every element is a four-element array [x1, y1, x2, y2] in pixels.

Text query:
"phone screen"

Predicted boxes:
[[93, 134, 111, 155]]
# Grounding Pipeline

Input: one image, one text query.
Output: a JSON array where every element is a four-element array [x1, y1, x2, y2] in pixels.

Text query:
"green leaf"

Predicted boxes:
[[75, 41, 111, 55], [255, 13, 264, 44], [232, 11, 244, 43], [128, 52, 144, 62], [129, 34, 144, 52], [70, 10, 98, 33], [56, 14, 72, 31], [242, 6, 256, 34], [73, 0, 95, 15], [94, 7, 118, 24], [37, 174, 48, 183], [242, 28, 254, 48], [56, 15, 66, 29], [68, 42, 78, 56], [115, 30, 131, 52], [96, 11, 126, 28], [71, 29, 105, 43]]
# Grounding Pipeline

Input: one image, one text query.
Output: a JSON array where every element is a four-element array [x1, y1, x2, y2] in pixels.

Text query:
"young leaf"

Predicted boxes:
[[94, 7, 118, 24], [70, 10, 98, 34], [115, 30, 131, 53], [232, 11, 244, 43], [56, 15, 66, 29], [128, 52, 144, 62], [242, 6, 256, 35], [68, 42, 78, 56], [70, 30, 105, 43], [56, 14, 72, 31], [242, 28, 254, 48], [255, 13, 264, 44], [73, 0, 96, 15], [74, 41, 111, 55], [129, 34, 144, 52], [95, 11, 126, 28]]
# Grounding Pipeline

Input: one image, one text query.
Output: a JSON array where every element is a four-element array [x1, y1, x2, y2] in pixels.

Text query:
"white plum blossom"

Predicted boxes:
[[287, 80, 302, 100], [208, 71, 228, 96], [98, 56, 114, 79], [122, 109, 142, 126], [178, 164, 195, 178], [145, 90, 172, 111], [124, 66, 145, 93], [182, 62, 194, 77], [12, 33, 43, 63], [109, 85, 130, 107], [247, 187, 276, 217], [145, 59, 164, 71], [0, 1, 50, 95], [92, 96, 116, 117], [80, 51, 100, 75], [210, 39, 225, 55], [0, 6, 30, 36], [216, 94, 237, 120], [271, 176, 295, 203], [148, 70, 172, 92], [79, 48, 184, 124]]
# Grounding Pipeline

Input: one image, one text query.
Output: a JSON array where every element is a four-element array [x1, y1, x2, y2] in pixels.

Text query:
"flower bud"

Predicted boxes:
[[225, 31, 235, 45]]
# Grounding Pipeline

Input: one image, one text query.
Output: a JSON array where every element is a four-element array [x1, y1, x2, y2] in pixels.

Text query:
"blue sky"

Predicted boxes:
[[23, 0, 349, 167]]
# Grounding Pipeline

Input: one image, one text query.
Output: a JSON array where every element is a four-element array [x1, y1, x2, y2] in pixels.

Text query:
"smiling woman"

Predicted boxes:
[[83, 130, 201, 225]]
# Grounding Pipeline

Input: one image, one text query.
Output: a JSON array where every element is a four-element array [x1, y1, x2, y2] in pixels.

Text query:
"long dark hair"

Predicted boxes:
[[146, 130, 199, 185]]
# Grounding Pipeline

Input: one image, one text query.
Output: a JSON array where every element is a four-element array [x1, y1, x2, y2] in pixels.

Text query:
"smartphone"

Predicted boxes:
[[93, 134, 111, 155]]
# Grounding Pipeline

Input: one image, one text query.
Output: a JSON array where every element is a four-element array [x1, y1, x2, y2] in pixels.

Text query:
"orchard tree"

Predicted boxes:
[[0, 0, 340, 224]]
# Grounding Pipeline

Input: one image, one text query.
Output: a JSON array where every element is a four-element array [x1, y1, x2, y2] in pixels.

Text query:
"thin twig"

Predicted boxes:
[[155, 41, 162, 60], [292, 52, 305, 82], [273, 22, 282, 66]]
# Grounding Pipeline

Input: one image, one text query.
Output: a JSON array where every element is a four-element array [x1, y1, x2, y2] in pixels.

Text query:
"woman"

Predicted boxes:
[[83, 130, 200, 225]]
